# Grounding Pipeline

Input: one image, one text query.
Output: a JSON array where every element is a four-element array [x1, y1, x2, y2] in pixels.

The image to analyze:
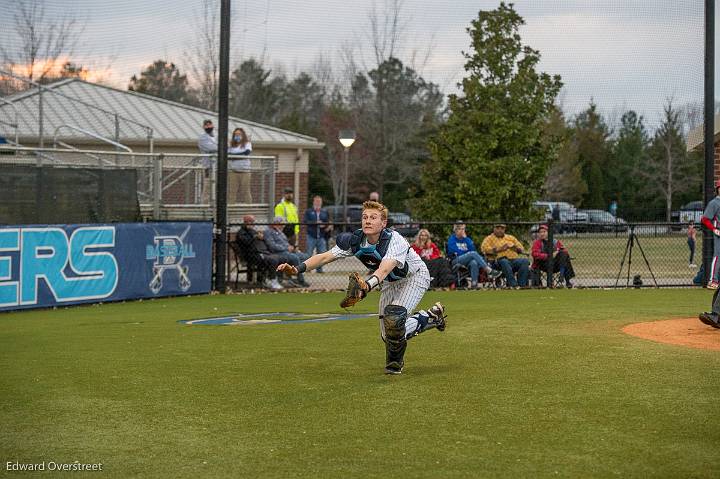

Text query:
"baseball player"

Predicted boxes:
[[276, 200, 447, 374], [698, 179, 720, 329]]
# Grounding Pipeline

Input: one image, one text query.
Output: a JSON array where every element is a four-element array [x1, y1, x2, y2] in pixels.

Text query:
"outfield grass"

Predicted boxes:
[[1, 289, 719, 478]]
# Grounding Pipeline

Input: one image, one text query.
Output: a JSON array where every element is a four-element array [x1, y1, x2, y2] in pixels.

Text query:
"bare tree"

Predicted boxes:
[[366, 0, 406, 65], [0, 0, 84, 90], [186, 0, 219, 110], [310, 51, 337, 93]]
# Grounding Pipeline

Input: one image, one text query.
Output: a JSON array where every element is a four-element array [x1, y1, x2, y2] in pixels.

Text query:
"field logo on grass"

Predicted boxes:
[[145, 226, 196, 294], [182, 312, 376, 326]]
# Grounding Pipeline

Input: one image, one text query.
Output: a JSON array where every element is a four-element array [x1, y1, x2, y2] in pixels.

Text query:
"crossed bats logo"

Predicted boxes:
[[146, 226, 196, 294]]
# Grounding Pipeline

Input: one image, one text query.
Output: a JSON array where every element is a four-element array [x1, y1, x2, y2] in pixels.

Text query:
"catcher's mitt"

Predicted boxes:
[[340, 272, 369, 308]]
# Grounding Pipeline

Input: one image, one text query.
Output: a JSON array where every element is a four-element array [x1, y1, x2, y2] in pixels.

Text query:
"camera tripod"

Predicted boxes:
[[614, 225, 658, 288]]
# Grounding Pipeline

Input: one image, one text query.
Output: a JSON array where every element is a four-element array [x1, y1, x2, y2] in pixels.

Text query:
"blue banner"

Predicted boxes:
[[0, 222, 212, 312]]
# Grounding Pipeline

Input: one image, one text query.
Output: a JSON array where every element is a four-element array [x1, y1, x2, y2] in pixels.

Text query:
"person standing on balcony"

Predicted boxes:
[[197, 119, 217, 204], [228, 127, 252, 204]]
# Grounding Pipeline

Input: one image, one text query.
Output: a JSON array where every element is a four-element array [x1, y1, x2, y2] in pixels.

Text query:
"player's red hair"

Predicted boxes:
[[362, 200, 388, 220]]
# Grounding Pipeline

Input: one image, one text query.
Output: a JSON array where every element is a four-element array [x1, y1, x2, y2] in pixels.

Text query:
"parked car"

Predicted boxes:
[[532, 201, 589, 232], [578, 209, 628, 232], [325, 204, 363, 231], [388, 212, 420, 238], [677, 201, 704, 224]]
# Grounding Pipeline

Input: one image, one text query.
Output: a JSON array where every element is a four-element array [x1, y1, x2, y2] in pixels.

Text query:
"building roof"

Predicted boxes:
[[0, 78, 323, 149], [687, 113, 720, 152]]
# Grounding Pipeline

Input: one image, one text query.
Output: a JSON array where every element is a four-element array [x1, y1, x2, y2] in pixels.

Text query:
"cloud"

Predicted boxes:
[[520, 12, 703, 124], [1, 0, 708, 129]]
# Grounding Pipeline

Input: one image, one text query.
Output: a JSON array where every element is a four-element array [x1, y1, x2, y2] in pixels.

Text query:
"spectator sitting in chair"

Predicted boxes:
[[411, 228, 455, 288], [481, 223, 530, 288], [447, 222, 502, 289], [531, 224, 575, 288], [235, 215, 284, 290], [264, 216, 310, 287]]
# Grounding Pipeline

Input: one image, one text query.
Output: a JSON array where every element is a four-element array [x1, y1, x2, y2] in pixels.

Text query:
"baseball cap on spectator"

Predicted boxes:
[[271, 215, 286, 224], [283, 187, 293, 193], [538, 224, 548, 231], [494, 223, 507, 228]]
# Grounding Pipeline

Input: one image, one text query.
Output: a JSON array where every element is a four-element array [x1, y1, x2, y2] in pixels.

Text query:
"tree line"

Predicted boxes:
[[1, 1, 706, 222]]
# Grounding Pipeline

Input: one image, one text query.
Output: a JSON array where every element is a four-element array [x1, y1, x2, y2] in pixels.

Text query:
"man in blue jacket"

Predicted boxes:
[[303, 195, 331, 273], [447, 221, 501, 289]]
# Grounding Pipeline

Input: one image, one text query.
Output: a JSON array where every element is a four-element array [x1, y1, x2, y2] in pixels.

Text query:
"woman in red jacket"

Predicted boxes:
[[412, 229, 454, 288], [412, 229, 441, 260]]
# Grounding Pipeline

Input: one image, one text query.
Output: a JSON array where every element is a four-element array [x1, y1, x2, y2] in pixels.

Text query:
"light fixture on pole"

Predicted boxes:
[[338, 129, 356, 228]]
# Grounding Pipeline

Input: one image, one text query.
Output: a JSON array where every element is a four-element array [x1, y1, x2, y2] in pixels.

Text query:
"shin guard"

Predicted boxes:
[[382, 304, 408, 373]]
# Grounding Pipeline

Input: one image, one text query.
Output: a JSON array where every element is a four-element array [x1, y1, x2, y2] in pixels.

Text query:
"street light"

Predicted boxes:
[[338, 129, 356, 228]]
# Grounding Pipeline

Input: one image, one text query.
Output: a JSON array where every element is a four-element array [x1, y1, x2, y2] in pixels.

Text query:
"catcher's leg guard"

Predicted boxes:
[[382, 304, 408, 374]]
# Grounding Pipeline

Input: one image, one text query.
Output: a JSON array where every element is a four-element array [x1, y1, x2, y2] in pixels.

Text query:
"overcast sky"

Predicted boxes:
[[0, 0, 713, 130]]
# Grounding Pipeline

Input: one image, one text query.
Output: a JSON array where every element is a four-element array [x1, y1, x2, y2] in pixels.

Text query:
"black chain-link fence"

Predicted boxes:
[[221, 220, 704, 291]]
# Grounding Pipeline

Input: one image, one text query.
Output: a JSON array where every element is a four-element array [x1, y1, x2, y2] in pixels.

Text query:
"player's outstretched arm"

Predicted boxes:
[[372, 258, 400, 283], [276, 250, 337, 275]]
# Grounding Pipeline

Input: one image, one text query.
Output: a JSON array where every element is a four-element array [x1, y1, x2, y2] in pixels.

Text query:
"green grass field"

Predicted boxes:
[[1, 289, 719, 478]]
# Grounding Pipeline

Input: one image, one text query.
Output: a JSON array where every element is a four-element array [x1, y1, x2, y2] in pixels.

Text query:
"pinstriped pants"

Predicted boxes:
[[378, 268, 431, 340]]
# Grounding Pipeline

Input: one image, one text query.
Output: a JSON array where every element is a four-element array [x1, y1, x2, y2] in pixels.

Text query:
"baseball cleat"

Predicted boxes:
[[428, 302, 447, 332], [384, 361, 404, 374], [707, 280, 719, 290], [699, 312, 720, 328]]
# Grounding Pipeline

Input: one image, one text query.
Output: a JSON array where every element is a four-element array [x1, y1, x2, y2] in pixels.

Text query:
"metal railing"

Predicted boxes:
[[0, 146, 278, 222], [0, 97, 18, 145], [52, 124, 134, 167]]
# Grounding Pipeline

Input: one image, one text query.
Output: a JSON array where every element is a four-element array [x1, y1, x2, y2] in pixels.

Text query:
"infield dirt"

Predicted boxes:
[[623, 318, 720, 351]]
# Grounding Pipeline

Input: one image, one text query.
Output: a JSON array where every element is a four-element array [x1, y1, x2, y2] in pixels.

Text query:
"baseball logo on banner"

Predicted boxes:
[[0, 222, 212, 312]]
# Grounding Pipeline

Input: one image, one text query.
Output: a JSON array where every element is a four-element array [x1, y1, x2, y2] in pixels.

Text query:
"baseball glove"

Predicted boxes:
[[340, 272, 369, 308]]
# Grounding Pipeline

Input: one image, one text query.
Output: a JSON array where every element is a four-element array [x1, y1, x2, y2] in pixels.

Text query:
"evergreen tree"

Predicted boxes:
[[360, 57, 443, 210], [416, 3, 562, 221], [228, 59, 284, 124], [277, 72, 326, 136], [128, 60, 197, 105], [573, 101, 611, 209], [608, 111, 649, 219]]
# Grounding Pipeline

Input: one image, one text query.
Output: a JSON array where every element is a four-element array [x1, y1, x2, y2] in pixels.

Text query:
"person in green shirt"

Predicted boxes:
[[274, 187, 299, 245]]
